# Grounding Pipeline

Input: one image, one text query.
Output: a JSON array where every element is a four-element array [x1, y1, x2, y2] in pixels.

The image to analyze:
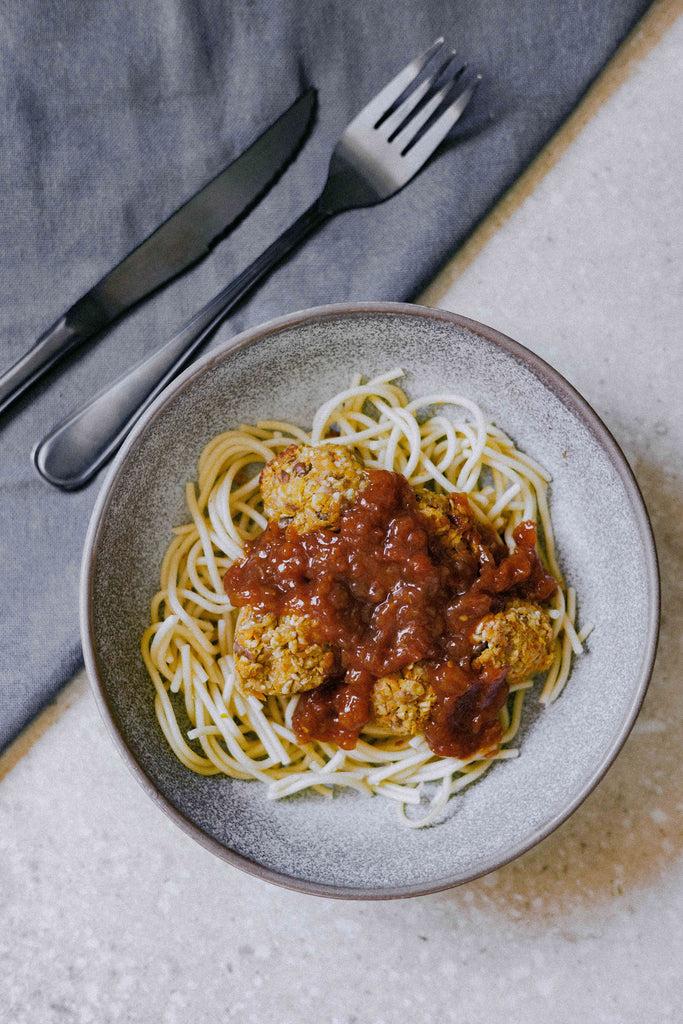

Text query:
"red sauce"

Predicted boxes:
[[224, 470, 556, 758]]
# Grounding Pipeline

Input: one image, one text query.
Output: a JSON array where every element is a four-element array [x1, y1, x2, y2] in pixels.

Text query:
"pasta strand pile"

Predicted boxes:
[[142, 370, 585, 827]]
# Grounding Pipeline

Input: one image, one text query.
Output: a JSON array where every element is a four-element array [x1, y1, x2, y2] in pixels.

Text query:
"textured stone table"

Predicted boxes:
[[1, 5, 682, 1022]]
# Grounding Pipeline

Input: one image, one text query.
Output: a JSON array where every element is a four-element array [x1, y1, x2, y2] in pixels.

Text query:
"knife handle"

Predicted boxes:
[[33, 201, 329, 489], [0, 316, 88, 416]]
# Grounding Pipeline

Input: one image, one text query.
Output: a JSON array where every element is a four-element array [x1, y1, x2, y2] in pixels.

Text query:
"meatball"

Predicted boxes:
[[370, 663, 436, 736], [414, 488, 469, 557], [471, 600, 555, 684], [260, 443, 367, 534], [415, 487, 505, 562], [233, 605, 335, 697]]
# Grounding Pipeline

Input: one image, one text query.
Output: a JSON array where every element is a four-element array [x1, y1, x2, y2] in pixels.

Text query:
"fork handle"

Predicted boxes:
[[33, 200, 329, 490]]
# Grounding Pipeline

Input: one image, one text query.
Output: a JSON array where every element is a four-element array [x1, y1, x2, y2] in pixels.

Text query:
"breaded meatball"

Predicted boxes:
[[415, 487, 504, 562], [414, 488, 468, 556], [370, 662, 436, 736], [471, 599, 555, 684], [233, 605, 335, 697], [260, 443, 367, 534]]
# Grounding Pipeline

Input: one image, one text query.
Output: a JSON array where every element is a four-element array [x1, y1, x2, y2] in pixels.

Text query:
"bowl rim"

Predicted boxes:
[[81, 300, 660, 900]]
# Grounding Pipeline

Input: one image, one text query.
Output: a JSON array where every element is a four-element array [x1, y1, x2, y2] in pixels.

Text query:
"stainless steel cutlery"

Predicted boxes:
[[33, 40, 479, 489]]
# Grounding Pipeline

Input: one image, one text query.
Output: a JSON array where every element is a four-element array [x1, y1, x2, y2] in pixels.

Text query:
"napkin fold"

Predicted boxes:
[[0, 0, 651, 753]]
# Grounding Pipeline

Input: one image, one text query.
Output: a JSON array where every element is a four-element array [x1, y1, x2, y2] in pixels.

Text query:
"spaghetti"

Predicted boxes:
[[141, 369, 586, 827]]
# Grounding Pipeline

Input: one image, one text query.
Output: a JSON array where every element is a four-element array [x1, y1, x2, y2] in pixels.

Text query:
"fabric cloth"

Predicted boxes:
[[0, 0, 651, 752]]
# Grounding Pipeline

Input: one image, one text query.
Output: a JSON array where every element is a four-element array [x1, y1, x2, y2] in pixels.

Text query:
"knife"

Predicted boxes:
[[0, 88, 316, 416]]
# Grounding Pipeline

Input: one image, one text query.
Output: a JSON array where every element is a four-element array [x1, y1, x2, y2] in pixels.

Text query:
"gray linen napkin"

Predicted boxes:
[[0, 0, 651, 752]]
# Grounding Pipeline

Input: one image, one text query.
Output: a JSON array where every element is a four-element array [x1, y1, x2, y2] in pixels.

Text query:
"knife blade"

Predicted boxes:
[[0, 88, 316, 416]]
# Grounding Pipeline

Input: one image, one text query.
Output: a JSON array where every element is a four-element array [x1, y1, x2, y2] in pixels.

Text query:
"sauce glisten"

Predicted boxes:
[[224, 470, 556, 758]]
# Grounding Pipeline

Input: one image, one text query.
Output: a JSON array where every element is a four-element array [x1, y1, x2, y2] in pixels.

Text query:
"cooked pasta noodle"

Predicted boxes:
[[141, 370, 585, 827]]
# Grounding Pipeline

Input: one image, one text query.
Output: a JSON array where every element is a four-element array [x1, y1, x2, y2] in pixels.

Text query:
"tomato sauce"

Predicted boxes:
[[224, 470, 556, 758]]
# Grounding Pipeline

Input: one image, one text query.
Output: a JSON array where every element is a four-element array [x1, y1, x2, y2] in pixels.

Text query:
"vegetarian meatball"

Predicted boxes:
[[370, 662, 436, 736], [260, 443, 367, 534], [414, 488, 469, 557], [233, 605, 335, 697], [415, 487, 505, 564], [471, 599, 555, 684]]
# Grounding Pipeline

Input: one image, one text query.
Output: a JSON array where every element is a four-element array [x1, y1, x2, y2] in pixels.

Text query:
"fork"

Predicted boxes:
[[34, 39, 480, 490]]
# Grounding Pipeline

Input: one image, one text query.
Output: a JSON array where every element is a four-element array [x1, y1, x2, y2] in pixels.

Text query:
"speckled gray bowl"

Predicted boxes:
[[81, 302, 659, 899]]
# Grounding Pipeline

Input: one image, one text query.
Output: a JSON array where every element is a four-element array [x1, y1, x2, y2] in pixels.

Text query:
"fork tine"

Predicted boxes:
[[380, 51, 459, 139], [391, 77, 458, 152], [389, 61, 467, 150], [349, 38, 445, 130], [401, 76, 482, 171]]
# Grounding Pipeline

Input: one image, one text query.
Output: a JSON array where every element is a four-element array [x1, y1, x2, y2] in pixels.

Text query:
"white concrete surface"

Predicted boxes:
[[1, 9, 682, 1023]]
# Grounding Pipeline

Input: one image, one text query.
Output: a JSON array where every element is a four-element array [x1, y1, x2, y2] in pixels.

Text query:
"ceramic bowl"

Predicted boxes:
[[81, 302, 659, 898]]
